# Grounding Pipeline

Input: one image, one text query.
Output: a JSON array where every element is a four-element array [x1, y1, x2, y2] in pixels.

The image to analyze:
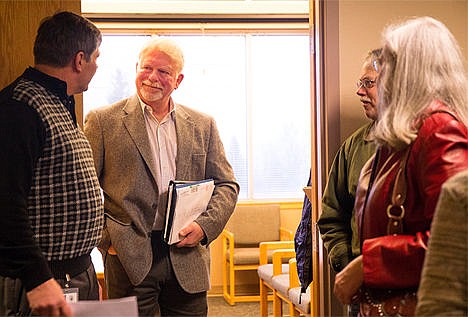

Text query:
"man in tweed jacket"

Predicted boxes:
[[85, 38, 239, 316], [0, 12, 103, 317]]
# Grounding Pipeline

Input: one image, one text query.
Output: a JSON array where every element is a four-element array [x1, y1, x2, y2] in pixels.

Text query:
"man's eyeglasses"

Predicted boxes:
[[356, 78, 376, 89]]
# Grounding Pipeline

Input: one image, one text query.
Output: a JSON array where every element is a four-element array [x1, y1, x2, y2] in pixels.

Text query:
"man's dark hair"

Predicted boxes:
[[34, 11, 102, 67]]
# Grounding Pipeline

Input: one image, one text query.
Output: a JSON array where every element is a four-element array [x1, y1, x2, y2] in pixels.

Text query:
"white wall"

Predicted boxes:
[[338, 0, 467, 141]]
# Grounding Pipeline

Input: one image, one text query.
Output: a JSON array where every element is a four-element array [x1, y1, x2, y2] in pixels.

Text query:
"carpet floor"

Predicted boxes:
[[207, 296, 289, 317]]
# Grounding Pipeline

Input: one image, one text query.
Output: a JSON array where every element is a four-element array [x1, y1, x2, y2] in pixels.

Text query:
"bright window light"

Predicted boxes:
[[83, 34, 310, 200]]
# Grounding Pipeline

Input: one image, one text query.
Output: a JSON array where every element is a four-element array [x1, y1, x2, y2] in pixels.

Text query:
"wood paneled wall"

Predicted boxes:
[[0, 0, 82, 122]]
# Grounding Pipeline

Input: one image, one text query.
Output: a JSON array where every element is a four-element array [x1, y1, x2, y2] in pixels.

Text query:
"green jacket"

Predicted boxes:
[[317, 122, 376, 272]]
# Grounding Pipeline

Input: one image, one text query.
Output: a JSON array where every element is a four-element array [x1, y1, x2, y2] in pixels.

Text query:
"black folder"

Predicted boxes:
[[163, 179, 215, 244]]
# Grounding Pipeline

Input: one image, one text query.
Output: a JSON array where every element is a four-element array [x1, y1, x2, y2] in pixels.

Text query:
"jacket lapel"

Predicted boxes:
[[121, 95, 159, 183], [175, 105, 194, 180]]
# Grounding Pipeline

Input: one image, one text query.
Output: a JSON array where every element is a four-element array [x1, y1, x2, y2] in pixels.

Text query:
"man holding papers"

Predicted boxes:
[[164, 179, 215, 245], [84, 38, 239, 316]]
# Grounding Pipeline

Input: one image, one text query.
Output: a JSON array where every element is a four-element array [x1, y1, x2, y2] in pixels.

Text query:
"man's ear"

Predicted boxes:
[[73, 51, 85, 72], [175, 73, 184, 89]]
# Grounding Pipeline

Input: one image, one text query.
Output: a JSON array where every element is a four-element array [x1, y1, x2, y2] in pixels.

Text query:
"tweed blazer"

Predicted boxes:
[[416, 170, 468, 316], [84, 94, 239, 293]]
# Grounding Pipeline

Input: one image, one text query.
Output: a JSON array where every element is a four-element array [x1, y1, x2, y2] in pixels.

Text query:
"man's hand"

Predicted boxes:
[[334, 255, 364, 305], [26, 278, 72, 317], [176, 222, 205, 248]]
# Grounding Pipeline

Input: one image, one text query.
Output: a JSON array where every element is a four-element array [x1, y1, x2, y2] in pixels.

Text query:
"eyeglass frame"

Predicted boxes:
[[356, 78, 377, 89]]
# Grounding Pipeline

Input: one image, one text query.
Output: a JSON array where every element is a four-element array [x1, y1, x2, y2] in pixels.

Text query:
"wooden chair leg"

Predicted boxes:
[[259, 280, 268, 317], [289, 302, 300, 317], [273, 290, 283, 317], [222, 260, 229, 303], [228, 264, 235, 305]]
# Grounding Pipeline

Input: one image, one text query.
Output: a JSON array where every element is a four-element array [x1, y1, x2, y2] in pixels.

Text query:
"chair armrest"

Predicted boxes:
[[221, 228, 234, 242], [289, 258, 300, 288], [221, 229, 235, 262], [280, 227, 295, 241], [272, 249, 296, 275], [259, 241, 295, 265]]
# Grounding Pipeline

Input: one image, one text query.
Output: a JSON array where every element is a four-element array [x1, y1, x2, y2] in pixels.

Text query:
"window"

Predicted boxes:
[[82, 4, 311, 201]]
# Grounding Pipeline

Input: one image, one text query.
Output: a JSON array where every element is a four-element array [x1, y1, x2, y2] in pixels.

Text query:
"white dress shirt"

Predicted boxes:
[[139, 98, 177, 230]]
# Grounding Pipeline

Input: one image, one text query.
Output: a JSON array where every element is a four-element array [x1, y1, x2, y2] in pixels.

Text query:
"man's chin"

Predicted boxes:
[[364, 110, 378, 121], [141, 92, 163, 103]]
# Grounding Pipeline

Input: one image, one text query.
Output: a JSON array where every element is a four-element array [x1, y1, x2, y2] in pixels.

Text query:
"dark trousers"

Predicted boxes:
[[106, 231, 207, 317], [0, 263, 99, 316]]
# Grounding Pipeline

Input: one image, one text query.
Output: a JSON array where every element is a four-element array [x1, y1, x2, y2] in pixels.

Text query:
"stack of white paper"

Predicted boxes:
[[163, 179, 215, 244], [69, 296, 138, 317]]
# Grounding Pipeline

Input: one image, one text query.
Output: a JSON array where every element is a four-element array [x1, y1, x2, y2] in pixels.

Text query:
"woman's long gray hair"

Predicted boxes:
[[374, 16, 467, 149]]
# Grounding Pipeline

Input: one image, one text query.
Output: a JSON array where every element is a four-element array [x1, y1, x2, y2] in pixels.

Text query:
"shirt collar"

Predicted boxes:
[[138, 96, 176, 120], [24, 67, 70, 101], [23, 67, 76, 124], [363, 121, 376, 142]]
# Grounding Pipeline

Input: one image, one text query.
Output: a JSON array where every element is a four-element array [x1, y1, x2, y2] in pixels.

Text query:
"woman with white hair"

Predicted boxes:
[[332, 16, 468, 316]]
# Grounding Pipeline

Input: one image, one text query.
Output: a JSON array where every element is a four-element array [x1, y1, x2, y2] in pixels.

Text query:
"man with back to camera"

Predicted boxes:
[[317, 49, 381, 317], [0, 11, 103, 317], [84, 37, 239, 316]]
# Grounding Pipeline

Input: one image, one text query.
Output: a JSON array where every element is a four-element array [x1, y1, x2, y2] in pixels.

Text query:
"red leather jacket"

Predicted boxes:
[[354, 101, 468, 289]]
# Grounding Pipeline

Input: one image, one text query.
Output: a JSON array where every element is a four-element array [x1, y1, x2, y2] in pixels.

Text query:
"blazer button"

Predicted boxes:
[[151, 203, 157, 209]]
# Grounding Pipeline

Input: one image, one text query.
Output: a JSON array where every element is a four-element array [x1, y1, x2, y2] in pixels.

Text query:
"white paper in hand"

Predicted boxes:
[[69, 296, 138, 317]]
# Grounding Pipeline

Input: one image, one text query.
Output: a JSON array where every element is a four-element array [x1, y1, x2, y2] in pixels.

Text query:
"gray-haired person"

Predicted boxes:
[[318, 48, 381, 317], [85, 37, 239, 317]]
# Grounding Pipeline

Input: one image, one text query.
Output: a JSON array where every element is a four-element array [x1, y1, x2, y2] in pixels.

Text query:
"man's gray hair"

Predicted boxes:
[[138, 37, 185, 73]]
